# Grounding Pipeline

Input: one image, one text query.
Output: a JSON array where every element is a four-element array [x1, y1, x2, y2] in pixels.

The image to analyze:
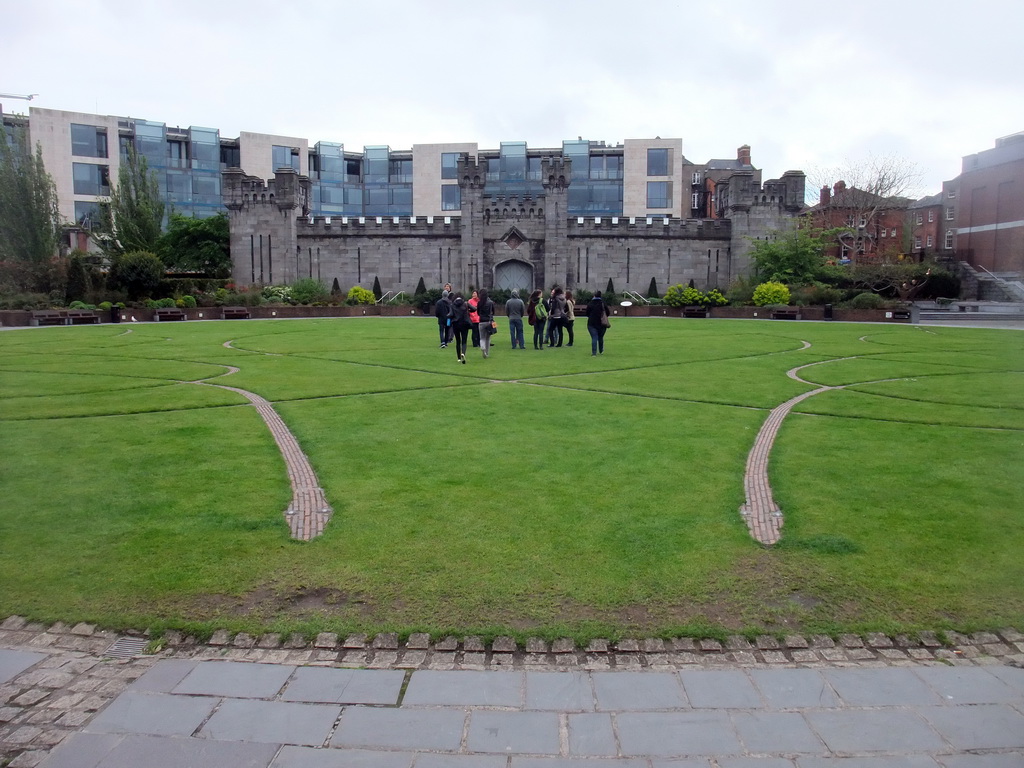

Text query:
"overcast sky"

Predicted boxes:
[[4, 0, 1020, 198]]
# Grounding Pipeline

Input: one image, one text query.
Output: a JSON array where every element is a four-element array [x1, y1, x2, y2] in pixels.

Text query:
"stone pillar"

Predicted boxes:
[[457, 154, 486, 290], [542, 156, 571, 290]]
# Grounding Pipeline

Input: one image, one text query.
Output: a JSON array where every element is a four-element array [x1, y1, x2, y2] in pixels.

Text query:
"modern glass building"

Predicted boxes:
[[2, 107, 762, 238]]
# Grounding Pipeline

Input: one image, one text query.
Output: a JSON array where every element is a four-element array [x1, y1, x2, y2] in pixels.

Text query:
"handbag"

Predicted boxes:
[[489, 321, 498, 335], [600, 310, 610, 328]]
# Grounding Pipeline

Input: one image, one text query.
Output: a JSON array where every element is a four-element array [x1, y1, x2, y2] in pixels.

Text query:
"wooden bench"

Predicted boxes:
[[30, 310, 68, 326], [771, 308, 801, 320], [154, 308, 187, 322], [220, 306, 251, 320], [65, 309, 101, 324], [682, 306, 708, 318]]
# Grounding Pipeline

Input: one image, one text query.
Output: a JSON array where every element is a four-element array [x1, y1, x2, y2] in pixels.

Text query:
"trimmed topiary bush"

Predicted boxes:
[[346, 285, 375, 305], [847, 291, 885, 309], [752, 281, 791, 307]]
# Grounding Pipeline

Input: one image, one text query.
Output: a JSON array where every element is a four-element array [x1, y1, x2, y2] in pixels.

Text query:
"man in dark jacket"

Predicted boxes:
[[505, 290, 526, 349], [435, 290, 452, 347]]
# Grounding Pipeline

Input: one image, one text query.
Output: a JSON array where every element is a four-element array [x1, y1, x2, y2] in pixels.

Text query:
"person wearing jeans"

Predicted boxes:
[[505, 289, 526, 349], [476, 288, 495, 358], [586, 291, 609, 355]]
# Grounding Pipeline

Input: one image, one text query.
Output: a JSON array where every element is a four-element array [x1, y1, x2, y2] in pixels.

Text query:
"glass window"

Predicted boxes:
[[915, 213, 923, 225], [563, 140, 590, 181], [166, 171, 190, 202], [646, 181, 671, 209], [500, 142, 527, 182], [364, 146, 390, 184], [72, 163, 110, 196], [220, 144, 240, 168], [441, 152, 459, 180], [441, 184, 461, 211], [191, 174, 220, 204], [272, 145, 299, 171], [168, 141, 187, 169], [928, 210, 934, 222], [74, 201, 102, 227], [946, 206, 955, 220], [390, 158, 412, 183], [527, 156, 542, 181], [881, 228, 887, 238], [647, 148, 669, 177], [486, 157, 500, 181], [134, 121, 166, 166], [390, 186, 412, 214], [891, 228, 897, 237], [945, 229, 955, 249], [190, 127, 219, 171], [345, 159, 361, 183], [71, 124, 107, 158], [914, 237, 922, 249], [947, 189, 956, 198], [590, 155, 622, 180]]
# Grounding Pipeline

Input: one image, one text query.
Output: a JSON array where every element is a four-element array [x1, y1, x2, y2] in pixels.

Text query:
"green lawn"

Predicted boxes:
[[0, 317, 1021, 641]]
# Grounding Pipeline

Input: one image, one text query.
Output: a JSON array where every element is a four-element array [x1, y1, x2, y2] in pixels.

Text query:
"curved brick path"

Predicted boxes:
[[197, 364, 332, 541], [739, 351, 853, 545]]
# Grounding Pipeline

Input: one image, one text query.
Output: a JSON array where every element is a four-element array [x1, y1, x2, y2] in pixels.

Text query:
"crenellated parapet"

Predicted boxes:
[[223, 167, 310, 213], [482, 194, 545, 223], [716, 169, 805, 215], [297, 214, 461, 237], [456, 155, 486, 190], [568, 216, 731, 240], [541, 156, 571, 191]]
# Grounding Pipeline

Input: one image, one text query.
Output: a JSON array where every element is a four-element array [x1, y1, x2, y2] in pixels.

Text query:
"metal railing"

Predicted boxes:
[[622, 290, 650, 305], [377, 291, 406, 305]]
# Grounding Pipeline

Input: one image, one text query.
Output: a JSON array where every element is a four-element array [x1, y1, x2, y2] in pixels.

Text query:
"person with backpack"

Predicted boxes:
[[468, 290, 481, 348], [448, 294, 473, 363], [475, 288, 496, 358], [434, 289, 452, 347], [528, 289, 547, 350]]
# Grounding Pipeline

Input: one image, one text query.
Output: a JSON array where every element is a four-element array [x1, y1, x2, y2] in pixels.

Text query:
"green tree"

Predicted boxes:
[[95, 147, 164, 257], [646, 276, 660, 299], [157, 212, 230, 277], [749, 224, 837, 285], [372, 275, 382, 301], [65, 251, 92, 303], [0, 126, 63, 292], [290, 277, 330, 304], [110, 250, 164, 300]]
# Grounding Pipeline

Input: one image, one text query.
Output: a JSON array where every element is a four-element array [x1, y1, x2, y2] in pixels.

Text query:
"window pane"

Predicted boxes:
[[646, 181, 671, 209], [71, 124, 107, 158], [441, 152, 459, 180], [647, 148, 669, 177], [441, 185, 461, 211]]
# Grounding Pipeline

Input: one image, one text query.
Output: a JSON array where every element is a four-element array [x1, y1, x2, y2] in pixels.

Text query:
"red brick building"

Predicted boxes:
[[949, 132, 1024, 274], [908, 193, 943, 260], [804, 181, 911, 263]]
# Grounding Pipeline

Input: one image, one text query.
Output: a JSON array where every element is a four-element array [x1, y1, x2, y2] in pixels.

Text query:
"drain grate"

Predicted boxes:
[[103, 636, 149, 659]]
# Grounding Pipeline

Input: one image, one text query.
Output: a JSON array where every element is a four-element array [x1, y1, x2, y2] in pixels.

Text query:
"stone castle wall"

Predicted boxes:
[[225, 160, 805, 295]]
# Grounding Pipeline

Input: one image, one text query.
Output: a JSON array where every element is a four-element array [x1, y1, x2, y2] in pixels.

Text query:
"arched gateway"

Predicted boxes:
[[494, 259, 532, 294]]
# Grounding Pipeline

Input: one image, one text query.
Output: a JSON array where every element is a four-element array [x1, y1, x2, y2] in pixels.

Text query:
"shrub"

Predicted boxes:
[[791, 282, 844, 306], [646, 277, 660, 299], [177, 295, 197, 308], [574, 289, 593, 304], [725, 277, 755, 305], [291, 278, 330, 305], [98, 301, 112, 311], [0, 293, 51, 310], [346, 285, 375, 305], [111, 251, 165, 300], [68, 300, 93, 310], [752, 281, 791, 307], [262, 285, 292, 304], [847, 291, 885, 309], [703, 288, 728, 307], [664, 284, 704, 308], [413, 277, 427, 297]]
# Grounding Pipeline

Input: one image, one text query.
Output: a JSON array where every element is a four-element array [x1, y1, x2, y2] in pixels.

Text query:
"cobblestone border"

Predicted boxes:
[[2, 616, 1021, 767]]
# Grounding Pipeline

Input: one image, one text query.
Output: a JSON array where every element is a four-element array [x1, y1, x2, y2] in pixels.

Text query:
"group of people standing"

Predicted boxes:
[[435, 284, 611, 360], [528, 288, 611, 355]]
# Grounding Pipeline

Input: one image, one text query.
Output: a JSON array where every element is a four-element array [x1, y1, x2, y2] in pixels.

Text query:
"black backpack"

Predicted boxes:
[[435, 297, 450, 319]]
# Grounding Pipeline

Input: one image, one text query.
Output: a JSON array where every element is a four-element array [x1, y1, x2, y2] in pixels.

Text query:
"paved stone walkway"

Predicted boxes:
[[198, 364, 332, 541], [2, 619, 1022, 767], [739, 350, 849, 545]]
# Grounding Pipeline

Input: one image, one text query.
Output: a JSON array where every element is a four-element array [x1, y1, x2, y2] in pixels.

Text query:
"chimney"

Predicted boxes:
[[737, 145, 751, 165], [833, 180, 847, 193], [820, 185, 831, 206]]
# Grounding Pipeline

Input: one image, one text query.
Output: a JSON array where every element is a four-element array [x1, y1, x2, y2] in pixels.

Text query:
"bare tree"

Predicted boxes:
[[805, 154, 922, 261]]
